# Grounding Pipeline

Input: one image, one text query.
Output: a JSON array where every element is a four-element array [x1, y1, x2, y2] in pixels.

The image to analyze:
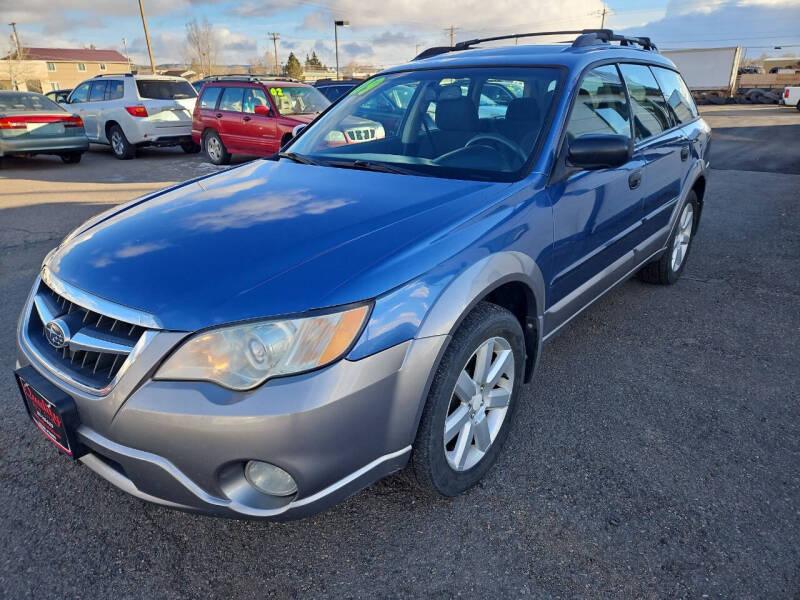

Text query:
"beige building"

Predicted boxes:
[[1, 47, 130, 92]]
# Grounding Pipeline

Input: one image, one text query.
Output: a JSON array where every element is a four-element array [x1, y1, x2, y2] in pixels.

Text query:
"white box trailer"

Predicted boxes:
[[661, 47, 741, 103]]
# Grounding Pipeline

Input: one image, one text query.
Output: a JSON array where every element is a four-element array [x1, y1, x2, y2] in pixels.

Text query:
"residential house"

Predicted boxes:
[[1, 47, 129, 93]]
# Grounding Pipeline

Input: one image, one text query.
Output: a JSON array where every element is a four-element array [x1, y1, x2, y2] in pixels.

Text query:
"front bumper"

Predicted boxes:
[[16, 279, 446, 519]]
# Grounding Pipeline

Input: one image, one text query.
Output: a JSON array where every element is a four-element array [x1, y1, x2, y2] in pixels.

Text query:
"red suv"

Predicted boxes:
[[192, 77, 331, 164]]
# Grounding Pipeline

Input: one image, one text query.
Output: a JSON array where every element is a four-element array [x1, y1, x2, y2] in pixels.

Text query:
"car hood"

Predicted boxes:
[[47, 159, 510, 331]]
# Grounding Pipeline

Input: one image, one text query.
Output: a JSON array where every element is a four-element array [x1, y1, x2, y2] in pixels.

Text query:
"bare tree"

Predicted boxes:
[[185, 17, 219, 77], [246, 51, 275, 75]]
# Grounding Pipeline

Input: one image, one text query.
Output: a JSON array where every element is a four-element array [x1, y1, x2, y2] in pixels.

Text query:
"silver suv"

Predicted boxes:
[[62, 74, 199, 159]]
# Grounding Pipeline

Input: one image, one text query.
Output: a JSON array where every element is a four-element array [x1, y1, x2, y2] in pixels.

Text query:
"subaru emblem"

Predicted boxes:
[[45, 319, 69, 349]]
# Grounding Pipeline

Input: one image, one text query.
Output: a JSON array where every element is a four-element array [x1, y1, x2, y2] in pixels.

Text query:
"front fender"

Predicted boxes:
[[348, 251, 545, 369]]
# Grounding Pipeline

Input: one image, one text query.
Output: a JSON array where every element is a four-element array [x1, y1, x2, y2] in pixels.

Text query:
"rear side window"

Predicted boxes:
[[136, 79, 197, 100], [89, 81, 107, 102], [106, 80, 124, 100], [651, 67, 698, 124], [618, 64, 673, 142], [219, 87, 244, 112], [199, 86, 222, 109], [566, 65, 631, 142]]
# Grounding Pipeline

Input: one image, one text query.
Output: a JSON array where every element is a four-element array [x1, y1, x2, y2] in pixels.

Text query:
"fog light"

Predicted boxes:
[[244, 461, 297, 497]]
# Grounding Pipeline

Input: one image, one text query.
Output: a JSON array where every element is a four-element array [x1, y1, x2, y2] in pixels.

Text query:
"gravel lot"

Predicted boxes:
[[1, 105, 798, 598]]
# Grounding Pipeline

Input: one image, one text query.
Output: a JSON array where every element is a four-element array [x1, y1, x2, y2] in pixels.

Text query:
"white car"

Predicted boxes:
[[781, 86, 800, 110], [62, 74, 199, 159]]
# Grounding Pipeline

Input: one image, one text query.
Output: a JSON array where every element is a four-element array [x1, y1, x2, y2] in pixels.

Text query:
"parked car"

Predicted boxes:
[[15, 29, 710, 520], [61, 73, 199, 159], [45, 88, 72, 104], [314, 78, 363, 102], [192, 76, 331, 164], [781, 86, 800, 109], [0, 90, 88, 165]]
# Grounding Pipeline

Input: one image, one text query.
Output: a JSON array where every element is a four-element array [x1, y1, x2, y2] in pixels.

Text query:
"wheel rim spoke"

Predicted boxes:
[[452, 421, 474, 470], [485, 386, 511, 409], [454, 370, 478, 403], [444, 405, 470, 444], [473, 340, 493, 384], [485, 348, 512, 389], [472, 413, 491, 452]]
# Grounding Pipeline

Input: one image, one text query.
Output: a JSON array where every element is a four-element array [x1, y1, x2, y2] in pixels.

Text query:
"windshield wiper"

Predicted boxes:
[[327, 159, 418, 176], [278, 151, 320, 166]]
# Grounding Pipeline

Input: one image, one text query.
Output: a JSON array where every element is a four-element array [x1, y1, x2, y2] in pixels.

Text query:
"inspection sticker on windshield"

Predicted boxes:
[[354, 77, 385, 95]]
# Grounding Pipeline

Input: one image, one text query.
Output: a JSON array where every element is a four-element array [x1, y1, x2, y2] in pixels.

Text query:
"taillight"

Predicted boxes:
[[64, 115, 83, 127], [125, 105, 148, 117], [0, 117, 27, 129], [785, 89, 791, 98]]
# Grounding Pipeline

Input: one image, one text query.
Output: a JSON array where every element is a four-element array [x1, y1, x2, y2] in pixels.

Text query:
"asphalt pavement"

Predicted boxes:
[[0, 106, 798, 598]]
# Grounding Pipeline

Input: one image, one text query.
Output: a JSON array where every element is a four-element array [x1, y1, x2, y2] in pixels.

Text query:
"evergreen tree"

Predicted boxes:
[[285, 52, 303, 79]]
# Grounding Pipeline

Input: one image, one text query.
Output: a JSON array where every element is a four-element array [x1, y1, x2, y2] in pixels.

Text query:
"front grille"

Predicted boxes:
[[345, 127, 378, 142], [25, 281, 146, 392]]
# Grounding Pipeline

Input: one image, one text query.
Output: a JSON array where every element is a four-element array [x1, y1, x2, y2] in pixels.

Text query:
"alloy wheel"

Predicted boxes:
[[206, 136, 221, 162], [443, 336, 514, 471], [111, 131, 124, 156], [671, 203, 694, 272]]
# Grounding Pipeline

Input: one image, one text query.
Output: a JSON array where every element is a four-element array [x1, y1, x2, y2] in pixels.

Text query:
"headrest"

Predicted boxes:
[[435, 97, 478, 131], [505, 97, 540, 122], [437, 84, 463, 101]]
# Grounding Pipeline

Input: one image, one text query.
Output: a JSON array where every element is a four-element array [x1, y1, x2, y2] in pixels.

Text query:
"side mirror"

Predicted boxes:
[[292, 124, 306, 138], [568, 134, 632, 170], [254, 104, 270, 116]]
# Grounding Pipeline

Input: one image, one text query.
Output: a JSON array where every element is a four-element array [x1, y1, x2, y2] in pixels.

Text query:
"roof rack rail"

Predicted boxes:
[[92, 72, 134, 78], [413, 28, 657, 60], [202, 74, 299, 83]]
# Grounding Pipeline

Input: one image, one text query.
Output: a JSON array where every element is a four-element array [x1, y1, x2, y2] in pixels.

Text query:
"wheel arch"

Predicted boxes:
[[416, 251, 545, 383]]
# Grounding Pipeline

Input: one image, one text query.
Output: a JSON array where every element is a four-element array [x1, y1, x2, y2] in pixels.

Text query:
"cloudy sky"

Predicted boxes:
[[3, 0, 799, 68]]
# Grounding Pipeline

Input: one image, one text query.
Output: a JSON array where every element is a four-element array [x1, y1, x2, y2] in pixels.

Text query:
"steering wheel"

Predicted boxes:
[[465, 133, 527, 164]]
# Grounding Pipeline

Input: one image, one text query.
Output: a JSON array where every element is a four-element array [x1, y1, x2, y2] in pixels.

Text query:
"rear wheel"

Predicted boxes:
[[108, 124, 135, 160], [411, 302, 525, 497], [203, 130, 230, 165], [640, 191, 698, 285], [60, 152, 82, 164]]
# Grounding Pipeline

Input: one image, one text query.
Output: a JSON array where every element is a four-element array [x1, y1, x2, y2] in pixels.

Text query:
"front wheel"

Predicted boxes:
[[411, 301, 525, 497], [640, 191, 698, 285]]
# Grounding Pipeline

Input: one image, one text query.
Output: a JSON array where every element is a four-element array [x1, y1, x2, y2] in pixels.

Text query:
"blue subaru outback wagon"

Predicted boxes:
[[15, 30, 710, 519]]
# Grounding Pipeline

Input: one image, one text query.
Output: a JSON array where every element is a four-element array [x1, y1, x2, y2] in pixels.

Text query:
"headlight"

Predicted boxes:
[[155, 304, 370, 390]]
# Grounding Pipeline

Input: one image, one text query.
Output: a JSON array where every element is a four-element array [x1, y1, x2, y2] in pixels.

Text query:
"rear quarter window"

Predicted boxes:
[[651, 66, 698, 124], [199, 86, 222, 109], [136, 79, 197, 100]]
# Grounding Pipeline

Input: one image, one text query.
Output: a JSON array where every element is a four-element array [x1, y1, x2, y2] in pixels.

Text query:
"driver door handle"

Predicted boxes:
[[243, 116, 251, 122], [215, 113, 222, 118], [628, 170, 642, 190], [680, 145, 690, 161]]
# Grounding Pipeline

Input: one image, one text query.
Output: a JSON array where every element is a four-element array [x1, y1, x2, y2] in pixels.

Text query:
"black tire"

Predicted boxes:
[[640, 190, 699, 285], [203, 130, 230, 165], [181, 141, 201, 154], [108, 124, 135, 160], [60, 152, 82, 164], [411, 301, 525, 497]]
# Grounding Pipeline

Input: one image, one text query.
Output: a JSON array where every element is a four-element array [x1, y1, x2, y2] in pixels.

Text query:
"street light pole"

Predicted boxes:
[[334, 20, 349, 81], [138, 0, 156, 75]]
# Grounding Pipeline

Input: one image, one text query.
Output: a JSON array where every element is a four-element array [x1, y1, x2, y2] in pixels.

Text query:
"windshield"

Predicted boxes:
[[0, 92, 65, 112], [136, 79, 197, 100], [287, 67, 563, 181], [269, 85, 330, 115]]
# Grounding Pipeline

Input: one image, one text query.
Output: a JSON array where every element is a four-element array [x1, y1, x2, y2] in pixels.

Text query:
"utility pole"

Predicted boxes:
[[593, 4, 612, 28], [138, 0, 156, 74], [448, 25, 457, 47], [122, 37, 132, 72], [8, 22, 21, 91], [334, 20, 349, 81], [268, 32, 280, 75]]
